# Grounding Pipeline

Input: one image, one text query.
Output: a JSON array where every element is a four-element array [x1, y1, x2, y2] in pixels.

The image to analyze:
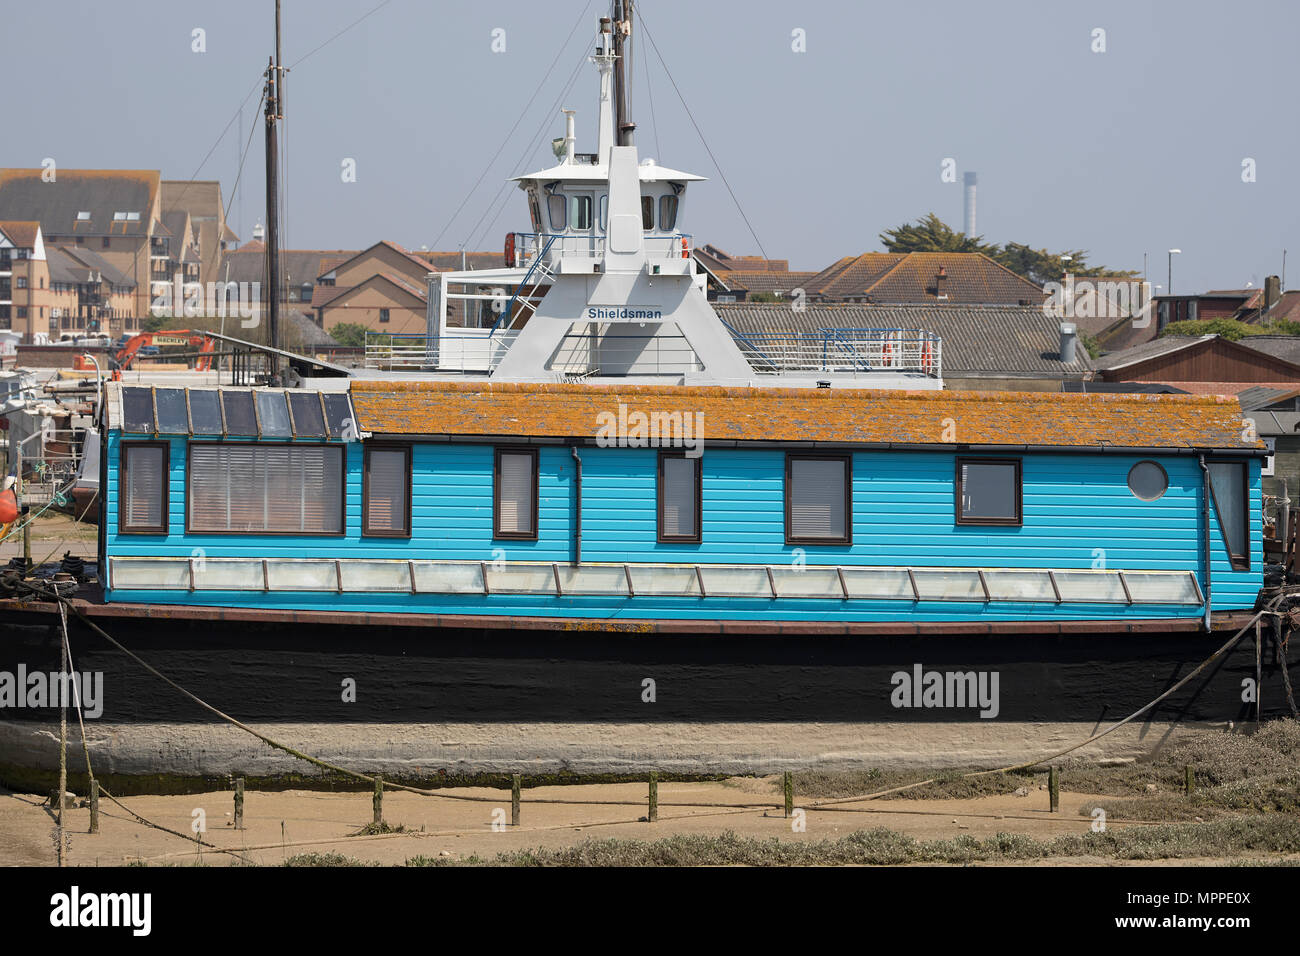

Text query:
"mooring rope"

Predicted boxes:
[[6, 573, 1296, 825]]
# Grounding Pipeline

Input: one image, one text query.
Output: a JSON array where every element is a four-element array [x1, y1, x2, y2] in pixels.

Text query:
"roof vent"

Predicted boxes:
[[817, 380, 831, 389], [1059, 322, 1078, 364]]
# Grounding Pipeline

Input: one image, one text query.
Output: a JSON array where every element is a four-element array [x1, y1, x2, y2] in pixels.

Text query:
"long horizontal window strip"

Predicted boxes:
[[188, 444, 344, 534], [119, 387, 355, 439], [107, 558, 1204, 606]]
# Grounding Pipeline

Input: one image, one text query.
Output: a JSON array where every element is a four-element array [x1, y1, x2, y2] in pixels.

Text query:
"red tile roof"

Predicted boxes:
[[804, 252, 1043, 304], [350, 381, 1258, 451]]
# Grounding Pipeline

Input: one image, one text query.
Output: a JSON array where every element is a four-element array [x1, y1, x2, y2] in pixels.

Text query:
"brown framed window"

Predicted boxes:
[[187, 442, 344, 535], [1207, 458, 1250, 571], [494, 447, 538, 540], [641, 196, 655, 230], [119, 441, 169, 534], [658, 452, 701, 543], [363, 444, 411, 537], [955, 457, 1022, 526], [785, 453, 851, 545]]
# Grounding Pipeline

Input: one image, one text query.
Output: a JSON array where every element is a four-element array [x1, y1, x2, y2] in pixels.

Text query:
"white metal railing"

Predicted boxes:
[[364, 331, 521, 373], [724, 327, 943, 378]]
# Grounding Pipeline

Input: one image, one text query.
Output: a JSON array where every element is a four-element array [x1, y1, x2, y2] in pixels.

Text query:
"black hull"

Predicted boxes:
[[1, 613, 1293, 726]]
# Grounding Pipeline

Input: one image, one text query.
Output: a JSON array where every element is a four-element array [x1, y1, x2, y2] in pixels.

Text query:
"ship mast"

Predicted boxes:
[[263, 0, 284, 382], [611, 0, 636, 146]]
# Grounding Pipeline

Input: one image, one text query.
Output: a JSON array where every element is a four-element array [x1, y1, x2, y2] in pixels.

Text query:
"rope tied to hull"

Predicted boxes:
[[6, 572, 1299, 819]]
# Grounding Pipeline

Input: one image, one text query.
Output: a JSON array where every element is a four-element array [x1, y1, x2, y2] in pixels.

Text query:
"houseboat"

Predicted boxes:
[[0, 3, 1290, 782]]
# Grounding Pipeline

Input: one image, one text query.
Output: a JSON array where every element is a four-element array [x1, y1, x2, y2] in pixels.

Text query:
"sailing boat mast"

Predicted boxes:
[[611, 0, 636, 146], [263, 0, 284, 381]]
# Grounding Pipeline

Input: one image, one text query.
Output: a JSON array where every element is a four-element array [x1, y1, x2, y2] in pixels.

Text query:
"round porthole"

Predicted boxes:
[[1128, 461, 1169, 501]]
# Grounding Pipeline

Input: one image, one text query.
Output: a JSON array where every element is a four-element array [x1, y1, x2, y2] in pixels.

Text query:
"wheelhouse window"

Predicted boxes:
[[568, 194, 593, 231], [494, 448, 538, 540], [658, 452, 701, 542], [1207, 459, 1250, 571], [119, 442, 168, 534], [785, 454, 851, 545], [187, 443, 344, 534], [659, 195, 679, 231], [641, 197, 655, 230], [363, 445, 411, 537], [547, 195, 566, 231], [956, 458, 1022, 526]]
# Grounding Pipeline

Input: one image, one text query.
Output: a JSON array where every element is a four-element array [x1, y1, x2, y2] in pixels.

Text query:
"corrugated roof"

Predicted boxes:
[[350, 381, 1256, 451], [717, 303, 1093, 375], [1093, 335, 1210, 371], [1238, 385, 1300, 411]]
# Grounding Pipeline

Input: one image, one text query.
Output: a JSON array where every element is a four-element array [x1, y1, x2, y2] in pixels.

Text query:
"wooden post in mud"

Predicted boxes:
[[1048, 766, 1059, 813], [1185, 765, 1195, 795], [511, 774, 521, 827], [89, 779, 99, 834], [648, 771, 658, 822], [372, 775, 383, 826], [1255, 619, 1263, 721], [783, 772, 794, 818], [233, 777, 245, 830]]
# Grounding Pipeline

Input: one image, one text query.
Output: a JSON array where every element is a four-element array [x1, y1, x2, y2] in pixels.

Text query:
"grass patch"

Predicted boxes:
[[407, 816, 1300, 867], [282, 852, 375, 867], [348, 821, 408, 836], [787, 720, 1300, 812]]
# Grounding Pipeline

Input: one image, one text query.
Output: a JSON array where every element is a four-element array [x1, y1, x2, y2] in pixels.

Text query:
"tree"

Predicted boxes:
[[879, 213, 995, 255], [328, 322, 369, 347], [880, 214, 1136, 285]]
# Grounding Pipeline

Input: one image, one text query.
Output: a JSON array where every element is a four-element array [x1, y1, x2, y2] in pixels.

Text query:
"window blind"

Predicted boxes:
[[365, 448, 408, 533], [789, 458, 846, 539], [660, 456, 697, 538], [122, 445, 164, 530], [189, 444, 342, 533], [496, 452, 535, 536], [1208, 461, 1246, 558]]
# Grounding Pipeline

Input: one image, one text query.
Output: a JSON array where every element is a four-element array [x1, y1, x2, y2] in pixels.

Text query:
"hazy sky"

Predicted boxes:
[[4, 0, 1297, 293]]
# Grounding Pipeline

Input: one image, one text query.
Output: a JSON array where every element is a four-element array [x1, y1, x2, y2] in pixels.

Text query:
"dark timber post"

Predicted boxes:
[[1255, 619, 1263, 721], [233, 777, 244, 830], [511, 774, 521, 827], [372, 775, 383, 826], [263, 0, 284, 377], [648, 771, 658, 822], [783, 771, 794, 818], [1048, 766, 1059, 813], [89, 779, 99, 834], [1185, 765, 1195, 795]]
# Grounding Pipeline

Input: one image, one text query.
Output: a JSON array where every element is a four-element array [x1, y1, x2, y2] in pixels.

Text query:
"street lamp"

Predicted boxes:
[[1168, 249, 1182, 296]]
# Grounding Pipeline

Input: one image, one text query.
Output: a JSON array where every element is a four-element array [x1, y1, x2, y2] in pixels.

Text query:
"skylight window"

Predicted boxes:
[[76, 211, 91, 221]]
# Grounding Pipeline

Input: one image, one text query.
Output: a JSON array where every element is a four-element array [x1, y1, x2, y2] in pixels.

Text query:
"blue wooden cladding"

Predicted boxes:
[[103, 428, 1263, 623]]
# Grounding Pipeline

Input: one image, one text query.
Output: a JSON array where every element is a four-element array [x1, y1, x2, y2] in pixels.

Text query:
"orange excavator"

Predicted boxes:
[[108, 329, 217, 378]]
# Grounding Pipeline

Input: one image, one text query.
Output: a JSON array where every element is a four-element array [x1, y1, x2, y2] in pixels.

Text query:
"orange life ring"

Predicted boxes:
[[0, 488, 17, 525], [504, 233, 516, 267], [881, 339, 892, 367], [921, 339, 933, 373], [681, 237, 688, 259]]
